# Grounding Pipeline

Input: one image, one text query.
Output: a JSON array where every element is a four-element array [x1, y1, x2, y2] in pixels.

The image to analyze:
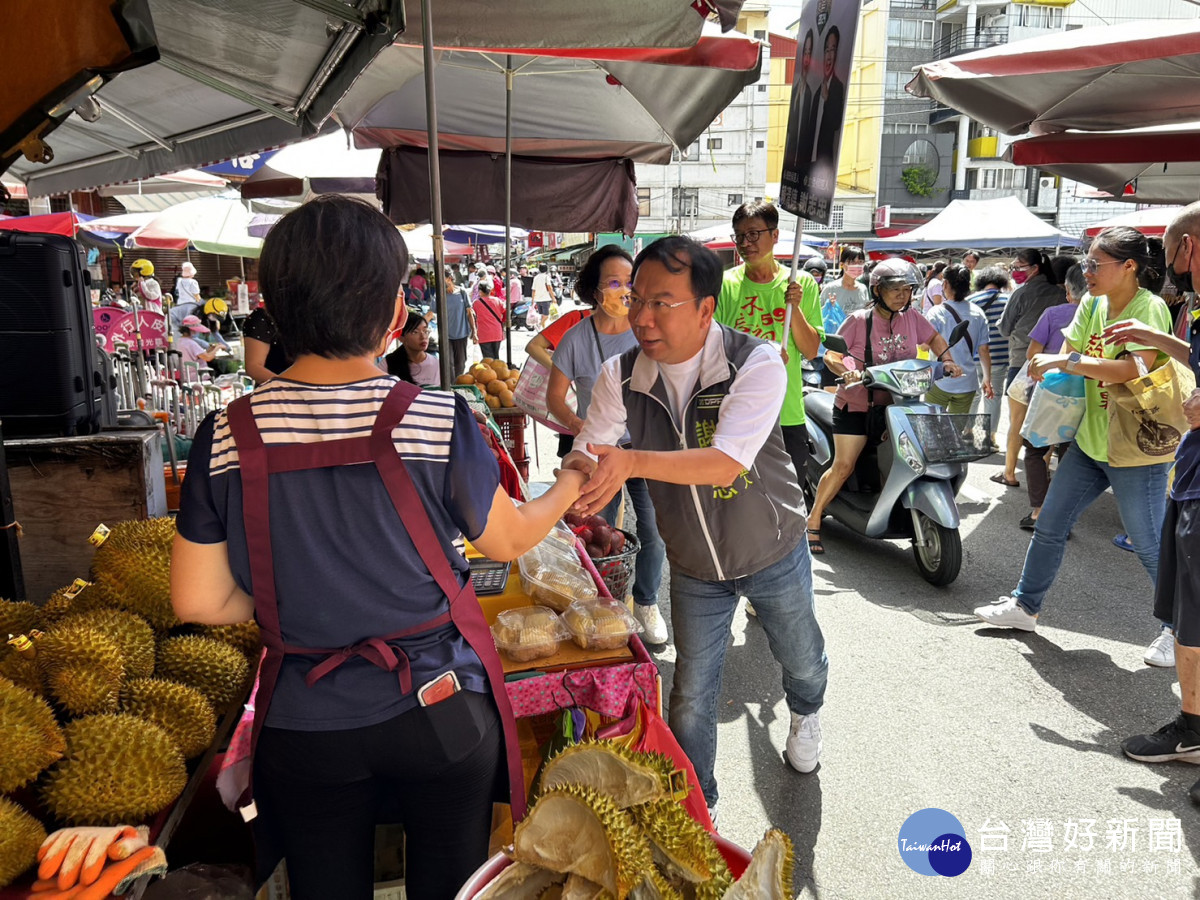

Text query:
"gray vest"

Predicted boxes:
[[618, 325, 806, 582]]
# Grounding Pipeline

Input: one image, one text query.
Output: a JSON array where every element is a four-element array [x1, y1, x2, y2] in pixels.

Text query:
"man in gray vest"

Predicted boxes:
[[565, 236, 828, 819]]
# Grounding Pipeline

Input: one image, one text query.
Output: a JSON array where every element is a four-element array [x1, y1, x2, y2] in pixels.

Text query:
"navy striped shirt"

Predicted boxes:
[[177, 377, 500, 730]]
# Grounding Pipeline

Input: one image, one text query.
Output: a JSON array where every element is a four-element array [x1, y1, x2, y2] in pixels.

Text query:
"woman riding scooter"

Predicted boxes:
[[806, 258, 962, 554]]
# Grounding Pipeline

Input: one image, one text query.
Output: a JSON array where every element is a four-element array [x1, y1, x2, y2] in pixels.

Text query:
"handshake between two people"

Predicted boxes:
[[555, 444, 633, 517]]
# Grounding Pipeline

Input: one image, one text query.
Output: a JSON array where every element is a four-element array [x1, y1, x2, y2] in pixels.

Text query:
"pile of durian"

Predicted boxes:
[[0, 518, 261, 888], [478, 741, 794, 900]]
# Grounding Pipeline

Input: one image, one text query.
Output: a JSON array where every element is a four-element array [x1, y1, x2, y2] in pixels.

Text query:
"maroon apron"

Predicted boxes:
[[226, 381, 526, 826]]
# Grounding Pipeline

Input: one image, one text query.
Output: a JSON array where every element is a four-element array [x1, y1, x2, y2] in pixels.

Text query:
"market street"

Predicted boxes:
[[508, 324, 1200, 897]]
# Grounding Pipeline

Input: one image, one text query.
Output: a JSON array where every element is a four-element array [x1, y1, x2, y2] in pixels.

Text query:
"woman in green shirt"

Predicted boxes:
[[974, 227, 1176, 664]]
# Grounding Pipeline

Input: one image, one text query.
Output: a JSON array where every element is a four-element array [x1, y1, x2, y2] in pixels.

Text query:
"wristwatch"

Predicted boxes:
[[1066, 351, 1082, 371]]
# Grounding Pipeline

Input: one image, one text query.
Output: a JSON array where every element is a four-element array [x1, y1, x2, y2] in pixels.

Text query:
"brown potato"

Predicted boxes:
[[499, 388, 515, 408], [485, 394, 501, 409], [472, 365, 497, 385], [489, 360, 511, 379], [455, 374, 475, 385], [486, 379, 507, 396]]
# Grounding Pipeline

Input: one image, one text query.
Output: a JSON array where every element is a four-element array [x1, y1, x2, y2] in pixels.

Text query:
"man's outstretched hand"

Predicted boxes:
[[573, 444, 634, 515]]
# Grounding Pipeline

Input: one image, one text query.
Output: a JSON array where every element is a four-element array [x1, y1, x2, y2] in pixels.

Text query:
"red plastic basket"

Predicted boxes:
[[492, 407, 527, 460]]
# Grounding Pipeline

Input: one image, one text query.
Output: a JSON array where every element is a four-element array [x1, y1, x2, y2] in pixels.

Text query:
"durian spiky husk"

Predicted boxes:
[[194, 621, 262, 664], [41, 714, 187, 826], [630, 800, 729, 885], [41, 582, 107, 628], [718, 829, 793, 900], [540, 741, 673, 809], [121, 678, 216, 759], [513, 785, 652, 899], [36, 622, 125, 716], [561, 875, 614, 900], [0, 797, 46, 888], [156, 636, 249, 712], [0, 645, 44, 696], [61, 609, 155, 680], [0, 599, 38, 639], [475, 861, 566, 900], [90, 518, 179, 630], [0, 676, 65, 792], [629, 868, 682, 900]]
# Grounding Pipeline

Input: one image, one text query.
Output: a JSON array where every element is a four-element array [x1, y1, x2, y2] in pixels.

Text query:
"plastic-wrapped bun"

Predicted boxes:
[[518, 543, 598, 612], [491, 607, 568, 662], [562, 600, 641, 651]]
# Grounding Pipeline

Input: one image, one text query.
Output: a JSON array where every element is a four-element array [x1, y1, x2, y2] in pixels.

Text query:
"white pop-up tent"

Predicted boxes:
[[864, 197, 1079, 251]]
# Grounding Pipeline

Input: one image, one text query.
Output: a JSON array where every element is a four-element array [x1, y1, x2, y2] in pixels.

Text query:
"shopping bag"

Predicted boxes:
[[1005, 360, 1036, 405], [1020, 371, 1087, 447], [1106, 356, 1196, 466], [512, 356, 575, 435]]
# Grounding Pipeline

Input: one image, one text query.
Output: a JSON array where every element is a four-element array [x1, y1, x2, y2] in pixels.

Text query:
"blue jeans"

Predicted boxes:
[[668, 541, 828, 806], [1013, 444, 1171, 618], [600, 478, 666, 606]]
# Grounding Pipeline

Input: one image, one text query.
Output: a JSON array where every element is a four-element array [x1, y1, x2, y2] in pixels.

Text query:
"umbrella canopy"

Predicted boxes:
[[343, 24, 761, 167], [127, 197, 262, 257], [907, 20, 1200, 138], [78, 210, 157, 234], [444, 224, 529, 244], [240, 132, 381, 199], [1082, 206, 1186, 238], [864, 197, 1079, 251], [0, 211, 92, 237]]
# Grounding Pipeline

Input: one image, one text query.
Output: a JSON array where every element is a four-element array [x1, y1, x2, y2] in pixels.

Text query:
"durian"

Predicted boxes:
[[121, 678, 216, 759], [0, 643, 44, 696], [630, 800, 729, 886], [37, 621, 125, 716], [195, 621, 262, 664], [0, 797, 46, 888], [156, 636, 249, 712], [540, 741, 679, 808], [61, 609, 155, 680], [0, 676, 65, 792], [0, 599, 38, 639], [629, 869, 682, 900], [41, 582, 106, 627], [513, 785, 652, 899], [718, 829, 793, 900], [90, 518, 179, 630], [562, 875, 614, 900], [476, 861, 566, 900], [41, 714, 187, 825]]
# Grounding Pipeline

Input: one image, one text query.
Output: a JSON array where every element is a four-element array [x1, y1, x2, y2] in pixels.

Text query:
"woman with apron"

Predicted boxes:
[[172, 196, 587, 899]]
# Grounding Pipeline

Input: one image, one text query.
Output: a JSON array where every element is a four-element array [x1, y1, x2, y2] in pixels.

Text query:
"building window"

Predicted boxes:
[[971, 168, 1026, 191], [755, 140, 765, 148], [753, 29, 766, 40], [1011, 5, 1063, 28], [672, 187, 699, 218], [637, 187, 652, 216], [757, 83, 767, 92], [887, 18, 934, 47], [885, 71, 908, 99], [883, 123, 930, 134], [707, 138, 723, 150], [728, 193, 743, 206], [805, 205, 845, 231]]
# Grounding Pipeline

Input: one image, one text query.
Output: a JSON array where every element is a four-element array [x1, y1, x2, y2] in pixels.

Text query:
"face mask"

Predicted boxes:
[[1012, 270, 1029, 285], [600, 288, 630, 318], [1171, 240, 1194, 294], [845, 265, 864, 279]]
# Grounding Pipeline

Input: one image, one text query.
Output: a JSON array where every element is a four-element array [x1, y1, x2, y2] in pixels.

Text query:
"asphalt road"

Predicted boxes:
[[503, 332, 1199, 899]]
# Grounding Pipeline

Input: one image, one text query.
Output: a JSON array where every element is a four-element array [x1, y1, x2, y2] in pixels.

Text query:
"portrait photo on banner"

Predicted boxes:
[[779, 0, 861, 226]]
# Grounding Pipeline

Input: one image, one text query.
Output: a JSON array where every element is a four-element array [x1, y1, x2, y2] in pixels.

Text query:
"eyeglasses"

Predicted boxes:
[[1011, 263, 1032, 272], [628, 295, 699, 315], [1081, 258, 1124, 275], [603, 279, 634, 292], [732, 229, 770, 245], [1169, 234, 1190, 269]]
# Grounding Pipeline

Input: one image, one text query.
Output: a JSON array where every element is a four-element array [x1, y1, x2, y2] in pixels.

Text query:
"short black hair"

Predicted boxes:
[[538, 263, 548, 273], [963, 250, 981, 263], [632, 236, 722, 304], [1015, 249, 1058, 285], [732, 200, 779, 231], [975, 264, 1010, 291], [839, 245, 865, 264], [259, 195, 407, 359], [942, 264, 972, 301], [575, 245, 633, 307], [825, 26, 840, 52]]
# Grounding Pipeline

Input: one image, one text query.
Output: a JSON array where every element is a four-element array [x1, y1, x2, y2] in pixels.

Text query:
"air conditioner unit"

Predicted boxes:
[[1039, 177, 1055, 191], [1035, 176, 1058, 209]]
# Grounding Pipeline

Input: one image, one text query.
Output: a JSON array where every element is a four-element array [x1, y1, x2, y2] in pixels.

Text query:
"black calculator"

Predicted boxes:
[[468, 557, 511, 595]]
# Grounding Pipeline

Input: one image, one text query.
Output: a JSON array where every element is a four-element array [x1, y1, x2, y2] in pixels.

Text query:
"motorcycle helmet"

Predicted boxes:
[[131, 259, 155, 277], [802, 257, 828, 284], [203, 297, 229, 318], [869, 258, 919, 307]]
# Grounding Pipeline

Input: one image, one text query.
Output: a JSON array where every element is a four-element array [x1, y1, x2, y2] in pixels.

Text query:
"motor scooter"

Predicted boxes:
[[510, 298, 533, 331], [803, 323, 988, 585]]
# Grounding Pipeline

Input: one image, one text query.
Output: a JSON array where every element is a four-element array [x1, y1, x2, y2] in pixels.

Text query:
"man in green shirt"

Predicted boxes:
[[714, 201, 825, 476]]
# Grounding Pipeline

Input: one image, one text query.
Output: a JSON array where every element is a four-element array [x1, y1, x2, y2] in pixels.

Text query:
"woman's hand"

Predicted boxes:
[[1028, 353, 1067, 383], [574, 444, 635, 515], [840, 369, 863, 385]]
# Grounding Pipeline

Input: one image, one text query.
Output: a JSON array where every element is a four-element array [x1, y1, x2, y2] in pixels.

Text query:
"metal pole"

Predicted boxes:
[[421, 0, 452, 388], [505, 57, 513, 364]]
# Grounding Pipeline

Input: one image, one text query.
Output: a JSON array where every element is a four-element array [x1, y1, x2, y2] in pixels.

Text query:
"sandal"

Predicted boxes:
[[807, 528, 825, 556], [989, 472, 1020, 487]]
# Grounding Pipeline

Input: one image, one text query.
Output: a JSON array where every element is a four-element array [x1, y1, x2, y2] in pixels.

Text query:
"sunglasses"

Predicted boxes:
[[1081, 258, 1124, 275]]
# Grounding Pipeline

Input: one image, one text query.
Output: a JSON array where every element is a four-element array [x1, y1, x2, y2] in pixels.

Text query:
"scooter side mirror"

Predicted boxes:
[[823, 334, 849, 355], [947, 319, 971, 348]]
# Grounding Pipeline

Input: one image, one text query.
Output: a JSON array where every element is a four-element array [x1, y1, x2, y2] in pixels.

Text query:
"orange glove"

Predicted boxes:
[[34, 844, 160, 900], [37, 827, 138, 890]]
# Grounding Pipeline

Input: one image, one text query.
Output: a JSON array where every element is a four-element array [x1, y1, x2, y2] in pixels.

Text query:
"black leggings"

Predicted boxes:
[[254, 691, 502, 900], [480, 340, 502, 360]]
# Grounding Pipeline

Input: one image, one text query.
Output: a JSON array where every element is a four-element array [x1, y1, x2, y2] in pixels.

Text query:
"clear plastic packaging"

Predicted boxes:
[[543, 520, 579, 554], [491, 607, 569, 662], [518, 540, 597, 612], [562, 599, 641, 651]]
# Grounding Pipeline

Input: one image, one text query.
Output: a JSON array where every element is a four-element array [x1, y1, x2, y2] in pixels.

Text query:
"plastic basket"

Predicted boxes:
[[491, 406, 528, 460], [587, 530, 641, 601], [908, 412, 992, 463]]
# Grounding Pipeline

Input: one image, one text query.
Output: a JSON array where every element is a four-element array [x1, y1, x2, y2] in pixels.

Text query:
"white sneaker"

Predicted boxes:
[[1144, 628, 1176, 668], [707, 803, 719, 829], [786, 711, 822, 774], [632, 603, 668, 645], [745, 599, 757, 617], [973, 596, 1038, 632]]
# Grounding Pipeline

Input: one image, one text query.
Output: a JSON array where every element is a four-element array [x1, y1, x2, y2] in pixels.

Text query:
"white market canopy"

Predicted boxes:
[[864, 197, 1080, 252]]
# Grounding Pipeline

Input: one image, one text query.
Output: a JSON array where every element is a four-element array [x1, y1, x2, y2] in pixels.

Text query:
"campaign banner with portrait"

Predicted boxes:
[[779, 0, 862, 226]]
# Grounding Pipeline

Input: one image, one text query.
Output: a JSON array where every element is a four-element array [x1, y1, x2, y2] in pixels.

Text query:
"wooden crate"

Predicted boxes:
[[4, 429, 166, 603]]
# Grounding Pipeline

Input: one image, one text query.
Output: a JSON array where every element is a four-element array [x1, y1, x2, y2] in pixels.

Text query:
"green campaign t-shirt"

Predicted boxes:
[[1064, 287, 1172, 463], [715, 264, 824, 426]]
